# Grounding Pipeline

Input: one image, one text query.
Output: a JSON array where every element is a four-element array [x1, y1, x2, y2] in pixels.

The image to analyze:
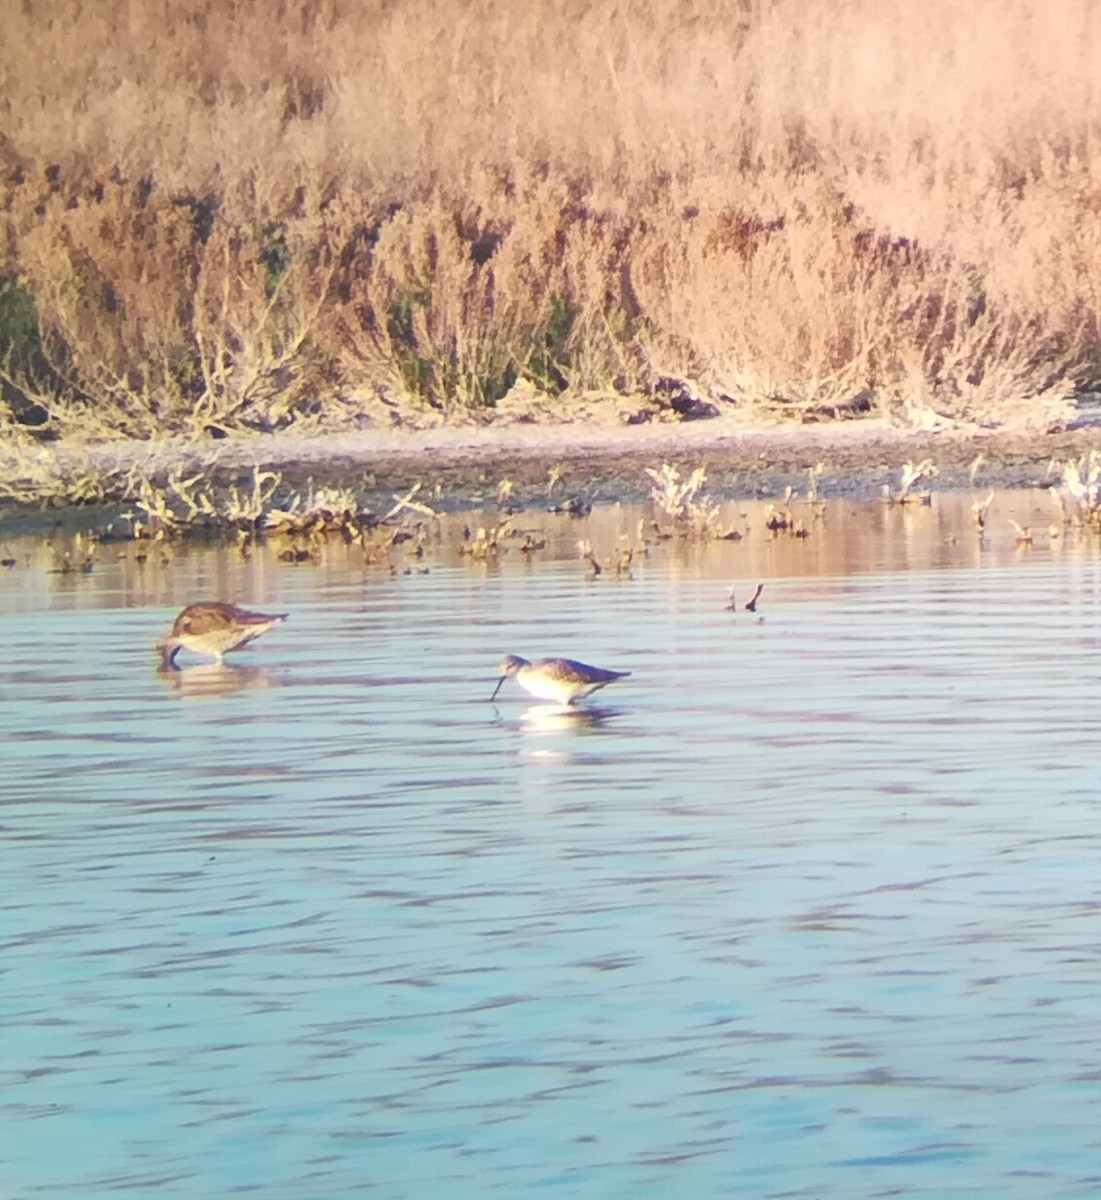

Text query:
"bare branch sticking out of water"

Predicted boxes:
[[579, 539, 603, 577], [1052, 450, 1101, 527], [1008, 518, 1033, 545], [646, 463, 707, 519], [886, 459, 939, 505], [972, 489, 994, 532], [645, 462, 724, 537], [384, 482, 441, 522], [546, 464, 568, 496], [726, 583, 764, 613], [805, 462, 824, 502]]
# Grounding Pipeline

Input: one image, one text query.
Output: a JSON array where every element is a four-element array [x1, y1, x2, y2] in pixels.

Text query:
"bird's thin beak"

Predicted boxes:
[[157, 637, 181, 670], [490, 675, 506, 702]]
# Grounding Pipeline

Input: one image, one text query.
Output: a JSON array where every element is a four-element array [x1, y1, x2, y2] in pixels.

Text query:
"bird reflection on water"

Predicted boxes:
[[156, 662, 284, 700], [518, 703, 624, 732]]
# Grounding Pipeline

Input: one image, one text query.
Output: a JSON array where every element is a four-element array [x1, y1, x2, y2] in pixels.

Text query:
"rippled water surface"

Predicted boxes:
[[4, 491, 1101, 1199]]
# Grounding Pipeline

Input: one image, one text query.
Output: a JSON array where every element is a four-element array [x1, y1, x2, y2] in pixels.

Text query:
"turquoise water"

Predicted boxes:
[[3, 494, 1101, 1198]]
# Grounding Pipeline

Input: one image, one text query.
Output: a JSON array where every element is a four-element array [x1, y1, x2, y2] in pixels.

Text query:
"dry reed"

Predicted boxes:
[[3, 0, 1101, 450]]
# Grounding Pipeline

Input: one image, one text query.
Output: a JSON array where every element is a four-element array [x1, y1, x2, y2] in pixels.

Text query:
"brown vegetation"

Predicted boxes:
[[3, 0, 1101, 456]]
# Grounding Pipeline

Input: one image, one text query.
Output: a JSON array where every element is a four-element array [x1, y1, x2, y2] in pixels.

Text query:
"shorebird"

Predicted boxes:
[[156, 601, 288, 667], [490, 655, 630, 706]]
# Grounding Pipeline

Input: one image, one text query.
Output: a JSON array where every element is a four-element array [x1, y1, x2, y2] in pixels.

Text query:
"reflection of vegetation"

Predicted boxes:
[[15, 464, 1101, 592]]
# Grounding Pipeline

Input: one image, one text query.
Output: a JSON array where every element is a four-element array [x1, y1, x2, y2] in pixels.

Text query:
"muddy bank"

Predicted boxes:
[[5, 411, 1101, 535], [89, 411, 1101, 502]]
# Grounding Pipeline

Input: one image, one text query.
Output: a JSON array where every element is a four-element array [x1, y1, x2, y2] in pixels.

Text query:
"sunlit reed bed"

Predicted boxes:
[[1, 0, 1099, 448]]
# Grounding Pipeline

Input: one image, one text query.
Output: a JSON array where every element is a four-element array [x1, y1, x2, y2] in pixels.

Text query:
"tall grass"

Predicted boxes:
[[3, 0, 1101, 439]]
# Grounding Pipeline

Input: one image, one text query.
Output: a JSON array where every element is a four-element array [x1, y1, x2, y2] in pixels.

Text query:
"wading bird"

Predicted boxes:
[[157, 602, 288, 667], [490, 655, 630, 706]]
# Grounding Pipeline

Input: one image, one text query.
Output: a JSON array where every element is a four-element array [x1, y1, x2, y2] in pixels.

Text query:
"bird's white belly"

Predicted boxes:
[[518, 670, 577, 704]]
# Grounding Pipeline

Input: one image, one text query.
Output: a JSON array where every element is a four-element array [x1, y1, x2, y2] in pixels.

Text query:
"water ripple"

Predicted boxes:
[[3, 495, 1101, 1198]]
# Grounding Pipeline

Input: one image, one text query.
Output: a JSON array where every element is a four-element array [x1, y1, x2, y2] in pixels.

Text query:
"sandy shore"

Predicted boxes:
[[84, 409, 1101, 505], [5, 409, 1101, 536]]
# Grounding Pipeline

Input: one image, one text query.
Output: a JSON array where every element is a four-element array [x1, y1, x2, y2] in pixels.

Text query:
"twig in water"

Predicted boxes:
[[972, 490, 994, 532], [726, 583, 764, 612], [1009, 519, 1033, 545], [579, 540, 602, 577]]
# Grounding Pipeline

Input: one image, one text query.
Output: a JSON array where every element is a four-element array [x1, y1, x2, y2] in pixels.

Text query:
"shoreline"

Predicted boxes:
[[5, 411, 1101, 533], [84, 409, 1101, 496]]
